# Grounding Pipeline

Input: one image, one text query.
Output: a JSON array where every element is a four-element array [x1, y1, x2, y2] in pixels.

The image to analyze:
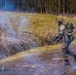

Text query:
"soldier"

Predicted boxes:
[[57, 18, 76, 65]]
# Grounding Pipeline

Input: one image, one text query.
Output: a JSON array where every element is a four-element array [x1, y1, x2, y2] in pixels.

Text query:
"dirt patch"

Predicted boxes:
[[0, 45, 76, 75]]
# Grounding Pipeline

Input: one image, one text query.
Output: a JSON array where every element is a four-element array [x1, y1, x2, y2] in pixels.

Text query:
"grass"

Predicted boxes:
[[29, 14, 76, 45], [0, 43, 61, 63], [0, 12, 76, 45], [0, 12, 76, 75]]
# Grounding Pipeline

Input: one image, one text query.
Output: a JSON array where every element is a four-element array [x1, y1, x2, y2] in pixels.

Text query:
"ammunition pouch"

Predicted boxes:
[[68, 32, 72, 36]]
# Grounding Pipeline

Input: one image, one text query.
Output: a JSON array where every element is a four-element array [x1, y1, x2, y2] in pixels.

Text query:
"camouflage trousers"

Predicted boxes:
[[62, 35, 75, 63]]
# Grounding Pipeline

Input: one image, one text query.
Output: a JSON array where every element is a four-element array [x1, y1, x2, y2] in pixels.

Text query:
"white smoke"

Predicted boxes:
[[0, 15, 20, 46], [18, 17, 29, 33], [0, 14, 39, 56], [0, 16, 16, 36], [0, 15, 31, 47]]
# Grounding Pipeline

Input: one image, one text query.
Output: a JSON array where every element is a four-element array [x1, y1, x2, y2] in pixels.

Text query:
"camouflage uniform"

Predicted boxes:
[[57, 18, 76, 65]]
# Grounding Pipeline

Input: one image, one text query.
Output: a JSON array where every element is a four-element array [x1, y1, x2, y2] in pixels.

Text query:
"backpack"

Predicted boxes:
[[65, 23, 75, 34]]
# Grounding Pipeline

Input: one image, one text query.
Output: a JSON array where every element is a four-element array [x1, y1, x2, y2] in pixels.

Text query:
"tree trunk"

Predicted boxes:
[[58, 0, 60, 13], [63, 0, 65, 14]]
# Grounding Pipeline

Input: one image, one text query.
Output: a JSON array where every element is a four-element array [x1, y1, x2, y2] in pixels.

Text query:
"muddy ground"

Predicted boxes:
[[0, 45, 76, 75]]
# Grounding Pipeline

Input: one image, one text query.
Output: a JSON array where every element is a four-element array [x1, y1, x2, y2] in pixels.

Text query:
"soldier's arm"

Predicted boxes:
[[73, 27, 76, 38], [73, 27, 76, 33]]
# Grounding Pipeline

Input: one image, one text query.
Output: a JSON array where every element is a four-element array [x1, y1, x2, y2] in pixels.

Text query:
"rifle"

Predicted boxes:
[[50, 36, 59, 43], [50, 34, 63, 44]]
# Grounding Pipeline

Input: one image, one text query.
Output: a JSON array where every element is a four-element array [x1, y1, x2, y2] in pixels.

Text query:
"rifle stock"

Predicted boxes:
[[50, 35, 63, 44]]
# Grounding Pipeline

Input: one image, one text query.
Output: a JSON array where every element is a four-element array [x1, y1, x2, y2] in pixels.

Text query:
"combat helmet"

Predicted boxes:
[[57, 17, 64, 25]]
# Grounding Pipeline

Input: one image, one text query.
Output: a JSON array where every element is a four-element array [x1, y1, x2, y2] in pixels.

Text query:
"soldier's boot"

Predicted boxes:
[[64, 59, 70, 66], [74, 54, 76, 61], [65, 49, 76, 61]]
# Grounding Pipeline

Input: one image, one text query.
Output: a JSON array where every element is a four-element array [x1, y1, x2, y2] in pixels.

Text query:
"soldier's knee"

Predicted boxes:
[[62, 48, 68, 54], [62, 47, 68, 51]]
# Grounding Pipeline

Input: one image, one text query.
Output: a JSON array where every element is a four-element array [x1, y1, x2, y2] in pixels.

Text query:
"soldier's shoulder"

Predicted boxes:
[[61, 22, 67, 27]]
